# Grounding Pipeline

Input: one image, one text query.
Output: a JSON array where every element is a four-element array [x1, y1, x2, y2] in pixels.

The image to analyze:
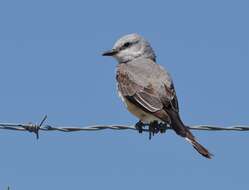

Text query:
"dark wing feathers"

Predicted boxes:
[[163, 83, 179, 112]]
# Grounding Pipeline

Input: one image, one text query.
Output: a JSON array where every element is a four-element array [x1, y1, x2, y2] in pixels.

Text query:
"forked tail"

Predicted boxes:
[[167, 110, 213, 159], [185, 133, 213, 159]]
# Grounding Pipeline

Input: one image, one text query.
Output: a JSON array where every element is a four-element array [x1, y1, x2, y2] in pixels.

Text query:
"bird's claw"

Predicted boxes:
[[148, 121, 167, 140], [135, 120, 145, 133], [159, 123, 167, 133], [149, 121, 159, 140], [135, 120, 167, 139]]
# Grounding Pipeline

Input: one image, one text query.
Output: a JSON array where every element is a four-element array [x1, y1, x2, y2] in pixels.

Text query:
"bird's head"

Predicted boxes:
[[102, 33, 156, 63]]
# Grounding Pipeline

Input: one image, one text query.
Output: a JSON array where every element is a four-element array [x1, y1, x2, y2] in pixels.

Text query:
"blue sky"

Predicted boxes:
[[0, 0, 248, 189]]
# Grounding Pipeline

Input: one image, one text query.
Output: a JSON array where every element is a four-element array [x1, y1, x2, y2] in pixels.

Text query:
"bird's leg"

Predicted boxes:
[[148, 121, 160, 140], [159, 123, 168, 133], [135, 120, 145, 133]]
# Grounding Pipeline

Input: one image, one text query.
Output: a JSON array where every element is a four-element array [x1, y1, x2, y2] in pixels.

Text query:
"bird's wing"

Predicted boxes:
[[162, 82, 179, 113], [117, 68, 164, 113], [116, 62, 212, 158]]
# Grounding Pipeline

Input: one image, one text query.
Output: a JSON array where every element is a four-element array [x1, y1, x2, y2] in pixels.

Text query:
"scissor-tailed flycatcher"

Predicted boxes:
[[103, 33, 212, 159]]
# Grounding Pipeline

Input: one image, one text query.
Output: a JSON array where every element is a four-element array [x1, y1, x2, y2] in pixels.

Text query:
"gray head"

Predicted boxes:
[[102, 33, 156, 63]]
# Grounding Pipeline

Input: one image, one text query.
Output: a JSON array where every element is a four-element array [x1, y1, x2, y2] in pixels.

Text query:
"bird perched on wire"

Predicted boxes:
[[102, 33, 212, 159]]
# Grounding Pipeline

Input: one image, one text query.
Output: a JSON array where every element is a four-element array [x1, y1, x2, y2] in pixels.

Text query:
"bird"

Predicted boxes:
[[102, 33, 212, 159]]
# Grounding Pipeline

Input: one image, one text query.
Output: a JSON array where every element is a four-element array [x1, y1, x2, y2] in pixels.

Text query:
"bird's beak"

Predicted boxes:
[[102, 49, 118, 56]]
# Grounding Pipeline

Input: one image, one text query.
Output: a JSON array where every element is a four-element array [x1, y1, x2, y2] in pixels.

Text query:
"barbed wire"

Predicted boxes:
[[0, 115, 248, 139]]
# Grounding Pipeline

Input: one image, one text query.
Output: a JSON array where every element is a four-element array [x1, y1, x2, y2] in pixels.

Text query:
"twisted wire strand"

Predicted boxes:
[[0, 115, 248, 139]]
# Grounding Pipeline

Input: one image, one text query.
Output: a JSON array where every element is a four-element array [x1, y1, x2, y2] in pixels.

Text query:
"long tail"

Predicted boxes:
[[167, 110, 213, 159]]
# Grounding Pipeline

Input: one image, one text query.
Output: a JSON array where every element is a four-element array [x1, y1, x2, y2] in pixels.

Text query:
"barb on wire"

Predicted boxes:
[[0, 115, 248, 140]]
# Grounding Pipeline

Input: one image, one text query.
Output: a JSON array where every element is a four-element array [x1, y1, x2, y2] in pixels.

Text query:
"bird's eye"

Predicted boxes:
[[123, 42, 131, 48]]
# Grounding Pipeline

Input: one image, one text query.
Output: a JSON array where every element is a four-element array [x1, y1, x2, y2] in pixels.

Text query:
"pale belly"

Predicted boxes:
[[118, 90, 163, 124]]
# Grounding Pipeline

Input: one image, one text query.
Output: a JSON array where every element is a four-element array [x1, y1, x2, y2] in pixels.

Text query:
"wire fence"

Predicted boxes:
[[0, 115, 248, 139]]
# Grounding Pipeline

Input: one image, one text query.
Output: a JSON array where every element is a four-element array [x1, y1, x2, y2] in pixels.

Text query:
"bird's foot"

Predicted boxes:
[[135, 120, 168, 139], [135, 120, 146, 133], [148, 121, 160, 140], [158, 123, 168, 133], [148, 121, 168, 140]]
